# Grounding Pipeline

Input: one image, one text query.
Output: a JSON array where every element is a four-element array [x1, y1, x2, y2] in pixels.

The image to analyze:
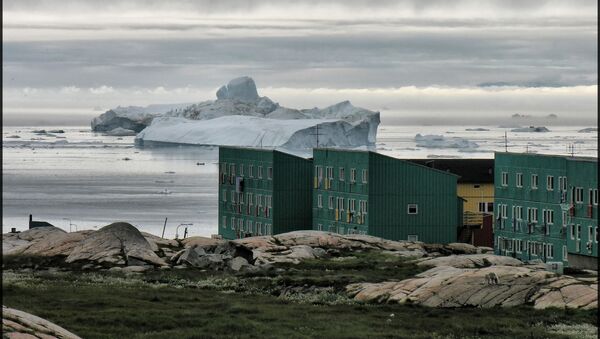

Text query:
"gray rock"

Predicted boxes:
[[228, 256, 250, 271], [3, 306, 82, 339], [65, 222, 166, 267], [122, 265, 149, 273]]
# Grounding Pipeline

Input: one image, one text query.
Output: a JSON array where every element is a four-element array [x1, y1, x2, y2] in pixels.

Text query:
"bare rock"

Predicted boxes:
[[416, 254, 523, 268], [65, 222, 166, 267], [228, 256, 250, 271], [3, 227, 68, 255], [347, 265, 597, 309], [181, 236, 225, 249], [141, 232, 180, 252], [3, 306, 82, 339]]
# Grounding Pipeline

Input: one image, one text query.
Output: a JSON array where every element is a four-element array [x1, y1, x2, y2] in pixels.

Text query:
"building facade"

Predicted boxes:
[[494, 152, 598, 269], [218, 147, 312, 239], [312, 149, 461, 243]]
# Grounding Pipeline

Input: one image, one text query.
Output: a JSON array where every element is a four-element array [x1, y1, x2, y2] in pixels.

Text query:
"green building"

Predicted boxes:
[[218, 147, 312, 239], [494, 152, 598, 269], [312, 148, 461, 243]]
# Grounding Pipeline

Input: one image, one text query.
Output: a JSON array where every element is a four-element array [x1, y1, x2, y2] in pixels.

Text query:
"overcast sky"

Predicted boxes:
[[2, 0, 597, 125]]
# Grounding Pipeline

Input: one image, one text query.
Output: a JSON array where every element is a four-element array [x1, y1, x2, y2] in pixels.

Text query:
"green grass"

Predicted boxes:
[[3, 268, 597, 339]]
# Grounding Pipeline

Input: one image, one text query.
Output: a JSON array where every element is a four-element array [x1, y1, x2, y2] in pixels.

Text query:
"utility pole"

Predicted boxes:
[[504, 131, 508, 152], [161, 217, 168, 239], [310, 125, 321, 148]]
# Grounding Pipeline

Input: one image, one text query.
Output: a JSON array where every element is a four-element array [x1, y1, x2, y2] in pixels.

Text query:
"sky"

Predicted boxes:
[[2, 0, 598, 125]]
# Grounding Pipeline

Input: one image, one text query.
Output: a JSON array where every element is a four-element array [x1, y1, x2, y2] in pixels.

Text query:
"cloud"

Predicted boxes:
[[89, 85, 115, 94]]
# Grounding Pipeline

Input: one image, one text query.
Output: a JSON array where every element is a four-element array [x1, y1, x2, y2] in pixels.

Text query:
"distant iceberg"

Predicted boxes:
[[132, 76, 380, 149], [414, 134, 479, 149], [511, 126, 550, 133], [91, 103, 191, 132], [578, 127, 597, 133]]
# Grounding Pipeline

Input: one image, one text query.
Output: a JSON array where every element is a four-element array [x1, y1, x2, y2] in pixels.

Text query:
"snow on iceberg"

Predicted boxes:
[[134, 76, 380, 149], [414, 134, 479, 149]]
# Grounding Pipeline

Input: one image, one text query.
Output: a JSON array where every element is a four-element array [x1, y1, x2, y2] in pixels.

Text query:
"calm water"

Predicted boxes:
[[2, 125, 596, 237]]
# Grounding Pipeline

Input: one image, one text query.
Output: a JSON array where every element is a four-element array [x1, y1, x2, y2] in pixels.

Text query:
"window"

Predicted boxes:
[[531, 174, 538, 189], [570, 225, 575, 240], [231, 191, 236, 203], [339, 168, 345, 181], [222, 216, 227, 229], [247, 220, 253, 233], [267, 195, 272, 208], [596, 227, 598, 243], [515, 206, 523, 220], [267, 167, 273, 180], [588, 226, 593, 242], [317, 224, 322, 231], [408, 204, 418, 215], [238, 219, 243, 231], [515, 239, 522, 253], [329, 196, 334, 209], [527, 207, 538, 223], [362, 169, 368, 183], [547, 244, 554, 259], [577, 224, 581, 240], [266, 224, 272, 235], [258, 166, 263, 179], [317, 194, 323, 208], [337, 197, 345, 211], [239, 192, 244, 204], [407, 235, 418, 242], [249, 165, 254, 178], [359, 200, 368, 214], [543, 209, 554, 225], [563, 246, 568, 261], [516, 173, 523, 188], [229, 164, 236, 176], [350, 199, 356, 212], [239, 164, 244, 177], [326, 167, 334, 179], [501, 172, 508, 186], [350, 168, 357, 182], [221, 162, 227, 174], [256, 194, 262, 206], [562, 211, 567, 226], [222, 190, 227, 202], [546, 176, 554, 191], [593, 189, 598, 205], [317, 166, 323, 180], [256, 222, 262, 235], [479, 202, 494, 213], [231, 217, 235, 230], [575, 188, 584, 203], [558, 177, 565, 191]]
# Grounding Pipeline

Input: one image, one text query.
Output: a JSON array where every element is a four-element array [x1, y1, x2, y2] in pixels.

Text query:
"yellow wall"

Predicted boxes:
[[458, 183, 494, 214]]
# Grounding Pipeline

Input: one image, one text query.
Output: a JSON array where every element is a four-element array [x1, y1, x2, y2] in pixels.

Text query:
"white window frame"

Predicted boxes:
[[408, 204, 418, 215], [231, 217, 235, 230], [222, 190, 227, 202], [407, 234, 418, 242], [516, 173, 523, 188], [317, 194, 323, 208], [258, 166, 263, 179], [359, 200, 368, 214], [593, 189, 598, 205], [222, 216, 227, 229], [317, 224, 323, 231], [229, 164, 236, 176], [563, 245, 568, 261], [501, 172, 508, 186], [531, 174, 538, 189], [350, 199, 356, 212], [575, 187, 583, 203], [329, 196, 334, 209], [588, 226, 593, 242], [249, 164, 254, 178], [339, 168, 345, 181], [239, 164, 244, 177], [546, 175, 554, 191], [362, 169, 368, 183], [267, 167, 273, 180], [350, 168, 357, 183]]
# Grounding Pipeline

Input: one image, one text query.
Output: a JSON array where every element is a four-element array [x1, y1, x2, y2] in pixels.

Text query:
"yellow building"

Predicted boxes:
[[408, 159, 495, 218]]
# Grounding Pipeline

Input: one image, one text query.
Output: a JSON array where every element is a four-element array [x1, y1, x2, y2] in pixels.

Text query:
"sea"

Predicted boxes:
[[2, 124, 597, 238]]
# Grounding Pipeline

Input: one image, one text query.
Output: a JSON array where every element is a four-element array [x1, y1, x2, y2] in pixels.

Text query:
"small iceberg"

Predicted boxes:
[[511, 126, 550, 133], [415, 134, 479, 149]]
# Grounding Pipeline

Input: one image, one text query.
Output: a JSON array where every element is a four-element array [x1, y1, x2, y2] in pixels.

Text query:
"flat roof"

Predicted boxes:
[[219, 146, 312, 159], [406, 159, 494, 183], [494, 151, 597, 163]]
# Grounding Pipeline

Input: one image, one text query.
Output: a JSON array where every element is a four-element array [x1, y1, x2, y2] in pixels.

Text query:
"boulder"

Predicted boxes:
[[65, 222, 166, 267], [228, 256, 251, 272], [181, 236, 225, 249], [141, 232, 180, 252], [2, 306, 81, 339], [3, 227, 67, 255]]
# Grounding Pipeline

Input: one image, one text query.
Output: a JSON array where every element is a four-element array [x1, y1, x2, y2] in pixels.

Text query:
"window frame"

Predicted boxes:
[[531, 174, 538, 189], [339, 167, 345, 181], [501, 172, 508, 186], [546, 175, 554, 191], [407, 204, 418, 215], [516, 173, 523, 188]]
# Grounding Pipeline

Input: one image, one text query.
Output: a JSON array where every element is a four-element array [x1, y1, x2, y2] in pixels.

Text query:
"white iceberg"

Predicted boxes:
[[414, 134, 479, 149], [134, 77, 380, 149]]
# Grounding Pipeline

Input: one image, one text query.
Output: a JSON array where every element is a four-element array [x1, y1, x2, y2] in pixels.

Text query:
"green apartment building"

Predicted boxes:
[[218, 147, 312, 239], [312, 148, 461, 243], [494, 152, 598, 269]]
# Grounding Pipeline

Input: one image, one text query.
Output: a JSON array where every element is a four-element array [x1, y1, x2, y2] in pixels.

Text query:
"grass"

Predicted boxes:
[[3, 259, 598, 339]]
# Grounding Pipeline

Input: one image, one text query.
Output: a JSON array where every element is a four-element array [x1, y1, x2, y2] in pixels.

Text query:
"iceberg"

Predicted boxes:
[[133, 77, 380, 149], [511, 126, 550, 133], [91, 103, 191, 132], [414, 134, 479, 149], [578, 128, 597, 133]]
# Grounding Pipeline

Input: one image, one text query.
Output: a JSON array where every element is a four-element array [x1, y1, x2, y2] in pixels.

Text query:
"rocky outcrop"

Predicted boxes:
[[2, 306, 81, 339], [414, 254, 524, 268], [65, 223, 166, 267], [3, 227, 93, 257], [346, 265, 598, 309]]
